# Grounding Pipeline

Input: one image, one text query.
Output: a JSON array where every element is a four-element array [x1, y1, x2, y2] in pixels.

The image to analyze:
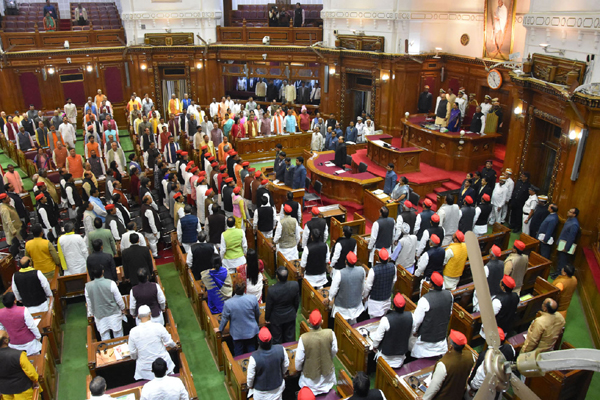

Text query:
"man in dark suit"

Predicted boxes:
[[417, 85, 433, 113], [178, 108, 190, 136], [283, 158, 295, 188], [265, 267, 300, 344], [86, 239, 118, 281], [334, 136, 347, 168], [274, 144, 284, 170], [297, 81, 311, 104], [275, 151, 286, 181], [122, 233, 154, 286]]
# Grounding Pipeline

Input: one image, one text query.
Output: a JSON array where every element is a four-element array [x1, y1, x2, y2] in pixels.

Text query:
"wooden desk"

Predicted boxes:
[[30, 337, 58, 400], [335, 295, 416, 376], [267, 182, 304, 212], [203, 301, 266, 371], [402, 114, 501, 172], [366, 137, 423, 174], [363, 190, 399, 223], [375, 344, 477, 400], [301, 280, 330, 328], [32, 297, 63, 364], [0, 252, 15, 292], [317, 204, 347, 238], [305, 150, 383, 204], [235, 132, 312, 163], [330, 212, 366, 245]]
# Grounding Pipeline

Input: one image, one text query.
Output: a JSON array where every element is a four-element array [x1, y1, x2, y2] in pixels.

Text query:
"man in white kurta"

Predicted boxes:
[[120, 224, 147, 252], [11, 259, 52, 314], [363, 249, 397, 318], [393, 224, 418, 273], [246, 327, 290, 400], [130, 281, 167, 326], [301, 210, 329, 247], [219, 217, 248, 273], [273, 205, 301, 261], [58, 118, 76, 148], [58, 224, 89, 276], [254, 196, 277, 239], [370, 293, 414, 368], [501, 169, 514, 223], [295, 310, 337, 395], [64, 99, 77, 125], [106, 142, 126, 174], [196, 180, 209, 222], [128, 305, 176, 381], [327, 252, 365, 324], [522, 187, 538, 235], [140, 358, 189, 400], [489, 177, 508, 225], [85, 268, 125, 341]]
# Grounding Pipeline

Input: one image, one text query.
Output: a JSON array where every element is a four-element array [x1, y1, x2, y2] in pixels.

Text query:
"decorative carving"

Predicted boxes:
[[144, 33, 194, 46], [473, 146, 479, 152], [483, 143, 489, 150], [460, 34, 470, 46], [417, 136, 422, 142], [426, 139, 431, 146], [520, 108, 535, 173], [530, 53, 586, 85], [335, 34, 385, 52], [404, 157, 415, 167], [439, 143, 446, 149], [458, 145, 463, 151], [532, 108, 564, 126], [548, 142, 563, 201]]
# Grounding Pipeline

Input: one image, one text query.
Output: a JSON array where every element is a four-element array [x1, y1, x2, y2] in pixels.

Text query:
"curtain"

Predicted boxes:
[[19, 72, 43, 110], [161, 80, 187, 115]]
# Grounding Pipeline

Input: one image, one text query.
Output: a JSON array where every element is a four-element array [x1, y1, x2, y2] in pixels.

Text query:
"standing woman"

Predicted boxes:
[[448, 102, 462, 132], [43, 11, 56, 31], [237, 249, 264, 303]]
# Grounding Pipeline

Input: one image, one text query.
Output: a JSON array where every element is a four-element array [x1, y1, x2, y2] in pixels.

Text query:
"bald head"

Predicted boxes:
[[0, 330, 8, 347], [19, 256, 31, 269], [543, 298, 558, 314]]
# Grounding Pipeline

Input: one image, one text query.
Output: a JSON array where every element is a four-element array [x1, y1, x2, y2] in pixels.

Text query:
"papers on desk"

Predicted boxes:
[[346, 141, 356, 145], [114, 343, 130, 360], [376, 193, 390, 200], [371, 140, 388, 147], [334, 169, 346, 174], [372, 189, 384, 195], [318, 205, 340, 213], [324, 161, 335, 167], [272, 180, 285, 186], [520, 294, 533, 302]]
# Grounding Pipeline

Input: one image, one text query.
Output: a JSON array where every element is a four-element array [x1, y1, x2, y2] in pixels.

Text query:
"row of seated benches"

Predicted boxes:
[[230, 4, 323, 27]]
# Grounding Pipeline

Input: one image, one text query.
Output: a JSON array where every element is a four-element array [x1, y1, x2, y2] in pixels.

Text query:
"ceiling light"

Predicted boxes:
[[141, 64, 147, 70], [196, 62, 203, 69], [569, 130, 577, 140], [47, 67, 55, 75], [86, 65, 93, 72]]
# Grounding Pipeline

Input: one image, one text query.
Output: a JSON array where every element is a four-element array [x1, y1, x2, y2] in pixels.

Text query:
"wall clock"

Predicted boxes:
[[487, 69, 502, 89]]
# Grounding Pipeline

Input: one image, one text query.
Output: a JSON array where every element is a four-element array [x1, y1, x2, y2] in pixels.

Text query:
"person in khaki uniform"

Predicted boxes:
[[0, 193, 22, 246], [522, 298, 565, 354], [553, 263, 577, 319], [503, 239, 529, 295]]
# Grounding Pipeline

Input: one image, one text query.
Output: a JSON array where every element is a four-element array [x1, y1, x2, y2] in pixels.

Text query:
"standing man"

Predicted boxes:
[[265, 268, 299, 344], [363, 249, 396, 318], [330, 226, 357, 271], [219, 282, 261, 356], [327, 252, 365, 324], [411, 272, 453, 359], [64, 98, 77, 125], [300, 229, 330, 289], [0, 192, 22, 246], [0, 329, 40, 400], [368, 206, 394, 265], [141, 194, 162, 258], [220, 217, 248, 273], [537, 203, 559, 259], [509, 172, 531, 233], [246, 327, 289, 400], [0, 293, 42, 356], [57, 222, 88, 276], [422, 330, 474, 400], [480, 160, 497, 190], [383, 164, 397, 195], [370, 293, 413, 368], [85, 266, 125, 340], [521, 299, 565, 354], [528, 194, 549, 240], [554, 264, 577, 319], [503, 240, 528, 295], [442, 231, 468, 290], [177, 205, 201, 253], [522, 186, 539, 235], [295, 310, 337, 395], [417, 85, 433, 113], [552, 207, 580, 278], [293, 156, 306, 189], [437, 195, 461, 246], [473, 193, 492, 237], [273, 203, 300, 260], [11, 257, 52, 314], [334, 136, 347, 168], [489, 176, 508, 225]]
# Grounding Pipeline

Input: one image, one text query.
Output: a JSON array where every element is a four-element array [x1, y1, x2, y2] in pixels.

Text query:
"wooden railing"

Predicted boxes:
[[216, 21, 322, 46], [0, 24, 125, 51]]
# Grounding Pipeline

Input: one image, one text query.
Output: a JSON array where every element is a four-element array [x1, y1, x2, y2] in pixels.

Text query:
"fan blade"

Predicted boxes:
[[465, 231, 500, 349], [473, 372, 498, 400], [510, 373, 541, 400]]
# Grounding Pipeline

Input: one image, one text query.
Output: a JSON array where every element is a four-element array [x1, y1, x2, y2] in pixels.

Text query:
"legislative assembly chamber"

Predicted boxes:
[[0, 0, 600, 399]]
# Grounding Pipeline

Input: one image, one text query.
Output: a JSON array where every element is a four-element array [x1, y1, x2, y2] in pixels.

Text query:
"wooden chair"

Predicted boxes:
[[57, 272, 89, 318]]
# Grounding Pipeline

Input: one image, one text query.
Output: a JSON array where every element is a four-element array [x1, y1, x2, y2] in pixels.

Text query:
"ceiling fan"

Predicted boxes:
[[464, 231, 600, 400]]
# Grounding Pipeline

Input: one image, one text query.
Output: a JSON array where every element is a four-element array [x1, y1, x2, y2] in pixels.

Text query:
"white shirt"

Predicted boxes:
[[85, 280, 125, 336], [295, 330, 338, 395], [59, 122, 76, 144], [129, 320, 177, 381], [247, 346, 289, 400], [301, 221, 329, 247], [505, 177, 514, 201], [0, 306, 42, 355], [12, 270, 52, 313], [140, 375, 189, 400], [523, 194, 538, 214], [491, 183, 508, 207], [363, 266, 397, 317], [415, 246, 449, 278], [395, 234, 417, 269], [329, 242, 357, 269], [58, 233, 89, 276], [411, 293, 453, 358], [371, 315, 413, 368], [64, 103, 77, 121], [145, 209, 159, 235], [37, 206, 53, 230], [120, 230, 147, 252], [300, 243, 330, 288], [209, 102, 219, 118], [328, 266, 365, 320]]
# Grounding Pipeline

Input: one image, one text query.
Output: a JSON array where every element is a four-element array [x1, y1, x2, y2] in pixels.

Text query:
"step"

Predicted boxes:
[[442, 181, 461, 191], [425, 193, 438, 203], [433, 186, 447, 194]]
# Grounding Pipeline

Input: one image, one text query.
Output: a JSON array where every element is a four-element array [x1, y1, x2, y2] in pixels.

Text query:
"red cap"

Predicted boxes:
[[186, 166, 192, 172], [36, 181, 45, 187], [201, 145, 208, 150], [230, 151, 238, 156], [431, 214, 440, 223], [309, 309, 322, 326], [404, 200, 413, 209], [498, 327, 506, 341], [482, 193, 491, 202], [491, 244, 501, 257], [199, 171, 207, 176], [205, 188, 214, 196], [255, 171, 262, 178], [431, 271, 444, 287], [248, 168, 256, 172], [35, 193, 45, 201], [233, 187, 241, 194], [191, 167, 199, 173], [284, 204, 292, 213], [0, 193, 7, 200], [225, 177, 233, 183], [181, 152, 188, 156], [211, 162, 219, 168], [176, 149, 183, 154], [298, 387, 315, 400], [449, 329, 467, 346], [346, 251, 357, 264], [242, 161, 250, 166], [514, 240, 526, 251], [173, 192, 182, 199], [220, 165, 227, 171], [393, 293, 406, 308], [430, 234, 440, 245], [465, 196, 473, 204], [208, 156, 215, 161], [261, 179, 269, 185], [424, 198, 433, 207], [187, 161, 194, 167], [502, 275, 516, 289], [379, 248, 389, 261], [258, 326, 272, 342], [455, 231, 465, 242], [311, 207, 320, 215], [105, 203, 115, 210]]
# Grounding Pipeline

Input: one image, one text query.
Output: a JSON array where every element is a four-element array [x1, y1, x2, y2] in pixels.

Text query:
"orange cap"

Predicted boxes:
[[502, 275, 516, 289], [449, 329, 467, 346], [431, 213, 440, 223], [431, 271, 444, 287], [491, 245, 501, 257], [346, 251, 357, 264], [393, 293, 406, 308], [309, 309, 322, 326], [514, 240, 526, 251]]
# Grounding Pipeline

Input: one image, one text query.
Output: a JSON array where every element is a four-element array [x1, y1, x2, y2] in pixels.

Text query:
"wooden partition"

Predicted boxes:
[[31, 337, 58, 400], [217, 24, 322, 46], [32, 297, 63, 364], [519, 232, 540, 253], [256, 230, 277, 278], [0, 28, 126, 51], [330, 212, 366, 245], [479, 223, 511, 255]]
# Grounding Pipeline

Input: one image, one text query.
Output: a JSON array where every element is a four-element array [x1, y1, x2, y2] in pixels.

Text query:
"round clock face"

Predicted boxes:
[[487, 69, 502, 89]]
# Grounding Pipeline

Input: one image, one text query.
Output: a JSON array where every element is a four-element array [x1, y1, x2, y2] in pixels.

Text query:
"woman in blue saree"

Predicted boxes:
[[201, 256, 233, 314], [448, 102, 462, 132]]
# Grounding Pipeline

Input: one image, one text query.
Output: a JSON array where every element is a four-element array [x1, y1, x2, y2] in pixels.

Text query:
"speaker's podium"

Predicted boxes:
[[266, 180, 305, 212]]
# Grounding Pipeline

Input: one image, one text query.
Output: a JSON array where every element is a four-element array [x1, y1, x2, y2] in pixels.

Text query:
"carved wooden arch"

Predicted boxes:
[[152, 61, 192, 117]]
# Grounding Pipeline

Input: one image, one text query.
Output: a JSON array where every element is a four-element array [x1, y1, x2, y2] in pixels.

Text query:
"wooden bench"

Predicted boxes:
[[478, 222, 511, 255], [330, 212, 366, 244], [448, 277, 559, 345], [519, 231, 540, 253], [30, 337, 58, 400], [335, 294, 416, 376], [256, 230, 277, 278], [57, 271, 89, 319], [32, 296, 63, 364]]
